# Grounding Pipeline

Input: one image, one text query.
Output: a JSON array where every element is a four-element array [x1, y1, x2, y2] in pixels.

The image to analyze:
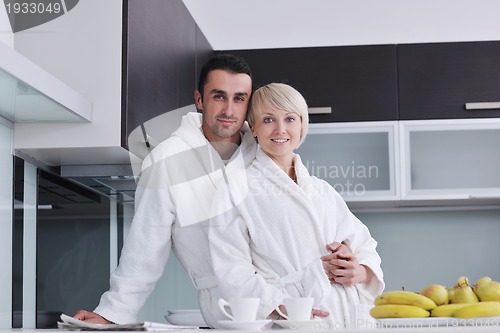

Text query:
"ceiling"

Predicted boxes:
[[182, 0, 500, 51]]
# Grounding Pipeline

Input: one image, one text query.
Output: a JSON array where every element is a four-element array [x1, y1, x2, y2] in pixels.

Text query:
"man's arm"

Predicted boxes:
[[321, 242, 373, 286]]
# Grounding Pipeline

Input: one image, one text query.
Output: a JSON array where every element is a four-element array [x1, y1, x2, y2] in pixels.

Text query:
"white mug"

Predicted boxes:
[[218, 297, 260, 322], [276, 297, 314, 321]]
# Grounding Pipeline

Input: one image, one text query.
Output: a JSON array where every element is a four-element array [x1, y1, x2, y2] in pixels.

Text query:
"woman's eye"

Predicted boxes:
[[286, 117, 296, 122], [263, 117, 273, 123]]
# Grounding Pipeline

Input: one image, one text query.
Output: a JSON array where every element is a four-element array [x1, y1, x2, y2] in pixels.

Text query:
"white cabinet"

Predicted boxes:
[[296, 121, 400, 202], [297, 118, 500, 206], [400, 118, 500, 201]]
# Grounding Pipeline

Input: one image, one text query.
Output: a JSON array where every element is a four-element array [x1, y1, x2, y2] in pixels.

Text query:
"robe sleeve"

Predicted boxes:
[[324, 182, 385, 302], [94, 155, 175, 324], [209, 207, 285, 320]]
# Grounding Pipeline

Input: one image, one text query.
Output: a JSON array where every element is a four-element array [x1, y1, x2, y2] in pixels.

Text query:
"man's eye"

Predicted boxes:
[[214, 95, 224, 100], [235, 96, 245, 102]]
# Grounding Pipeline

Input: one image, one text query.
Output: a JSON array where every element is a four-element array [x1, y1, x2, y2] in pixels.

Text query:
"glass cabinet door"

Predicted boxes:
[[401, 118, 500, 200], [296, 121, 399, 201], [0, 120, 13, 329]]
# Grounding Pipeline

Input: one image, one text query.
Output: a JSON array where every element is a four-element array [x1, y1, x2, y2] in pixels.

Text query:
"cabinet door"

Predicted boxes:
[[398, 41, 500, 120], [124, 0, 208, 147], [400, 119, 500, 200], [296, 122, 399, 202], [229, 45, 398, 123]]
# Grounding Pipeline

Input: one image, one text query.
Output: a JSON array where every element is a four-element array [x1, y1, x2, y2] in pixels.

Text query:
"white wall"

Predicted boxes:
[[0, 4, 13, 48], [358, 209, 500, 292], [13, 0, 123, 153]]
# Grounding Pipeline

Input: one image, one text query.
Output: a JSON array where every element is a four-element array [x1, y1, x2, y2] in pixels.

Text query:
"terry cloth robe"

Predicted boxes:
[[94, 112, 256, 328], [209, 147, 384, 329]]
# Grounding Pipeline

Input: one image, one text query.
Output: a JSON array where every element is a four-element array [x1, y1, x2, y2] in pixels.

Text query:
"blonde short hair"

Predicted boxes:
[[248, 83, 309, 146]]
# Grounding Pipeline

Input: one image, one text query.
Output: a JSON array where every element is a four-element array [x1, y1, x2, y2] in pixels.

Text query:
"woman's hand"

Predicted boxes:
[[321, 242, 372, 287], [73, 310, 112, 324]]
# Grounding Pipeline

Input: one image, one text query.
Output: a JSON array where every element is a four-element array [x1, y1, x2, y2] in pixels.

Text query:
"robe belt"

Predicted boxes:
[[188, 271, 218, 290], [266, 269, 305, 289]]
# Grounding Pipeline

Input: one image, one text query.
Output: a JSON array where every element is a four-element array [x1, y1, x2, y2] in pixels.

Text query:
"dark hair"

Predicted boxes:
[[197, 54, 252, 99]]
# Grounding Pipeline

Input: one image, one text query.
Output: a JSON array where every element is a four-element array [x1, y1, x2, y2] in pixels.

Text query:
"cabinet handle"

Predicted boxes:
[[468, 194, 500, 199], [465, 102, 500, 110], [308, 107, 332, 114]]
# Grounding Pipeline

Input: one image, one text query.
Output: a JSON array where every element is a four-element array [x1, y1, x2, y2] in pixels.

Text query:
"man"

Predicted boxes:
[[74, 54, 256, 328]]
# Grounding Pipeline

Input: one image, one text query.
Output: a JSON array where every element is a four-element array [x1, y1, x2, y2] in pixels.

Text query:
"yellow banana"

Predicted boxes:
[[453, 301, 500, 318], [431, 304, 469, 317], [370, 304, 430, 318], [375, 291, 437, 310]]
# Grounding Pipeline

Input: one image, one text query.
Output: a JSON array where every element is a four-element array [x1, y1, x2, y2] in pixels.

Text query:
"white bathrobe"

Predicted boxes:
[[93, 112, 256, 328], [209, 147, 384, 329]]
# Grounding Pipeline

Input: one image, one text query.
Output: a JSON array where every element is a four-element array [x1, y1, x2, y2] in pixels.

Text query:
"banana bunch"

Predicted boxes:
[[370, 291, 436, 318], [372, 276, 500, 320]]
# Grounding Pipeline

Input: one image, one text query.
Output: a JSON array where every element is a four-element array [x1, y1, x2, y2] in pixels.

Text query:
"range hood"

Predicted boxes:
[[0, 41, 92, 123], [60, 105, 195, 203]]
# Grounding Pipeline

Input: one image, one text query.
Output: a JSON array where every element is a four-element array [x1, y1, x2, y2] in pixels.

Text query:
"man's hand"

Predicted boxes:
[[321, 242, 372, 287], [273, 305, 329, 319], [73, 310, 112, 324]]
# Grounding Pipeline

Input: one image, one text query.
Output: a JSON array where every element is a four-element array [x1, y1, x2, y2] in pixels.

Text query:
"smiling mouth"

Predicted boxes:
[[272, 138, 289, 143]]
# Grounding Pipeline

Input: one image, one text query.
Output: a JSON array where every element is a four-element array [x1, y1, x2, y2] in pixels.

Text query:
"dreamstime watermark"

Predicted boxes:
[[304, 160, 380, 197]]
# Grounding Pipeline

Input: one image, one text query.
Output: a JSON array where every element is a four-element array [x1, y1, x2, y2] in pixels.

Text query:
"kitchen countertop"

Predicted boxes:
[[4, 326, 500, 333]]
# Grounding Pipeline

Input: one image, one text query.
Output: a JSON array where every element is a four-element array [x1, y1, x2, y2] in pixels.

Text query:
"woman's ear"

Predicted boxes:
[[194, 90, 203, 110]]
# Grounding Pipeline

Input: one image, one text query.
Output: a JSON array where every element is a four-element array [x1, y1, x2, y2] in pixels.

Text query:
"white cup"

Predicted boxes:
[[218, 297, 260, 322], [276, 297, 314, 321]]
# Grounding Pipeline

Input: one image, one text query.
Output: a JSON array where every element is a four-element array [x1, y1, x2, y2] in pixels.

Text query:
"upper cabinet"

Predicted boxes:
[[398, 41, 500, 120], [229, 45, 398, 123], [227, 41, 500, 123], [400, 118, 500, 201], [13, 0, 213, 168], [296, 121, 400, 202], [123, 0, 213, 147]]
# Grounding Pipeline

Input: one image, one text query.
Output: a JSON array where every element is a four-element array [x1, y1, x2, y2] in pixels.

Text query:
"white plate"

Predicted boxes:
[[376, 316, 500, 328], [274, 319, 325, 330], [218, 319, 273, 330], [164, 309, 207, 327]]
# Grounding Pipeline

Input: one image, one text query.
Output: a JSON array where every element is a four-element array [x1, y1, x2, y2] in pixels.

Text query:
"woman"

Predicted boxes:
[[209, 83, 384, 329]]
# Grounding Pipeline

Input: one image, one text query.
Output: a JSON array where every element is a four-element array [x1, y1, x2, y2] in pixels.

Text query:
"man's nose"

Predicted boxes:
[[222, 99, 236, 116]]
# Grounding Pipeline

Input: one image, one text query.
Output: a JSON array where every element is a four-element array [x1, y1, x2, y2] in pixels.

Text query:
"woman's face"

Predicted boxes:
[[252, 106, 302, 164]]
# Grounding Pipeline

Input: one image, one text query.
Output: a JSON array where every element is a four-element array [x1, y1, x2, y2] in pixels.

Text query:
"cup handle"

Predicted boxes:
[[275, 305, 288, 320], [218, 298, 234, 320]]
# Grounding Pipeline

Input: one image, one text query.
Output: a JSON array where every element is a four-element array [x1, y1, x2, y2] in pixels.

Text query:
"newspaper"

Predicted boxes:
[[58, 314, 199, 331]]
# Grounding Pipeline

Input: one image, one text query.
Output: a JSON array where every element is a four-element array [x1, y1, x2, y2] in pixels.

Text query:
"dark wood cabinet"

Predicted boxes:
[[398, 41, 500, 120], [122, 0, 213, 148], [228, 45, 398, 123]]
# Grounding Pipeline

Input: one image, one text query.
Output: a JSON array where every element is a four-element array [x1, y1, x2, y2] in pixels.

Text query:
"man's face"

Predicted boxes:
[[195, 69, 252, 143]]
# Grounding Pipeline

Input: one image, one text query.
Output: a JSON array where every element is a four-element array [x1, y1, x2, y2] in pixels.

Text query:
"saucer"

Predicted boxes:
[[218, 319, 273, 330], [274, 318, 324, 330]]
